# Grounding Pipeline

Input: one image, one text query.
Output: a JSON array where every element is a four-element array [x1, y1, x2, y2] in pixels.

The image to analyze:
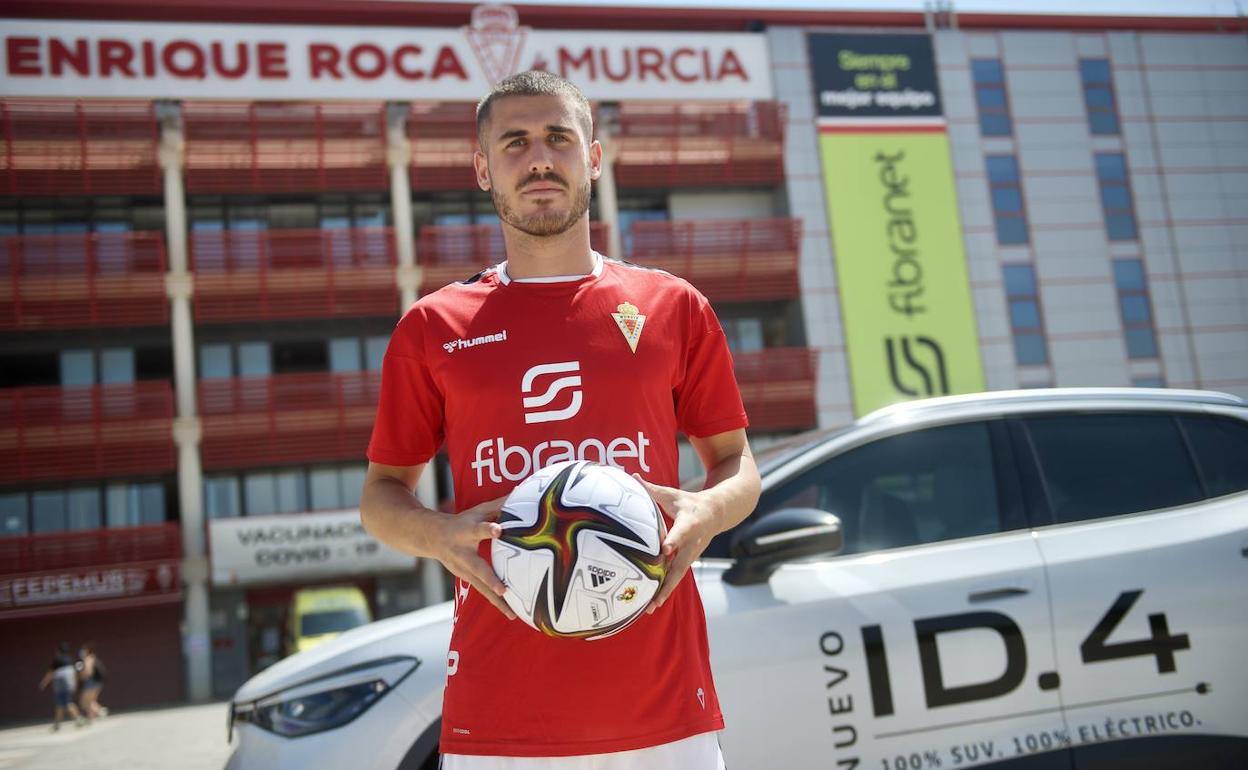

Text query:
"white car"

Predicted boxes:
[[226, 388, 1248, 770]]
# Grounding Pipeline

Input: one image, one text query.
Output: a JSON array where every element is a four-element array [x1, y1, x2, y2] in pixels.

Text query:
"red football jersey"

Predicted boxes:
[[368, 254, 748, 757]]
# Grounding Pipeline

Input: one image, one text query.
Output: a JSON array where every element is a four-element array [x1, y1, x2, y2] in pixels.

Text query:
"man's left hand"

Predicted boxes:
[[633, 475, 723, 614]]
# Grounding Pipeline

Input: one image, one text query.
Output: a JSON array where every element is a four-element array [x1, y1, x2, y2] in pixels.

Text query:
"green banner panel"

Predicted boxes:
[[819, 130, 985, 416]]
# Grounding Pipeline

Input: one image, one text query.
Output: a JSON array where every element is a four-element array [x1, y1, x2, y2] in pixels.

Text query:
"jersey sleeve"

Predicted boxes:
[[674, 290, 749, 438], [367, 307, 445, 466]]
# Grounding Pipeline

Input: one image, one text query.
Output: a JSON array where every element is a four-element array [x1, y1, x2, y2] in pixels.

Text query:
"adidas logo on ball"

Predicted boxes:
[[492, 459, 668, 640]]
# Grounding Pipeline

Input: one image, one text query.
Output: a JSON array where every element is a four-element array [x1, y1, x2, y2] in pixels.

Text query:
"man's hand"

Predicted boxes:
[[634, 476, 723, 615], [427, 494, 517, 620]]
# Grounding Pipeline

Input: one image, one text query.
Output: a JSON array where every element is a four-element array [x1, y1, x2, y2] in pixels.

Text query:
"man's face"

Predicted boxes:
[[474, 94, 601, 238]]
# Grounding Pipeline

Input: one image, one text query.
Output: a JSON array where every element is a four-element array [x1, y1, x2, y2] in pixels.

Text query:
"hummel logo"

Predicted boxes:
[[443, 330, 507, 354], [587, 564, 617, 588]]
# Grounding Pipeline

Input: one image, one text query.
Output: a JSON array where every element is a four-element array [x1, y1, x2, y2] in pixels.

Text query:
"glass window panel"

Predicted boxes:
[[1120, 295, 1152, 324], [1095, 153, 1126, 181], [972, 59, 1004, 83], [106, 483, 133, 527], [980, 113, 1013, 137], [274, 469, 307, 514], [199, 344, 233, 379], [95, 220, 130, 234], [1003, 264, 1037, 296], [67, 488, 101, 530], [1132, 376, 1165, 388], [1107, 213, 1138, 241], [310, 466, 342, 511], [341, 466, 366, 509], [204, 476, 241, 519], [138, 483, 164, 525], [1181, 415, 1248, 498], [992, 187, 1024, 213], [238, 342, 271, 377], [1090, 111, 1121, 135], [976, 86, 1007, 109], [60, 349, 94, 386], [365, 336, 388, 371], [32, 491, 68, 533], [0, 493, 28, 535], [1113, 260, 1146, 290], [244, 473, 277, 516], [995, 215, 1029, 245], [1125, 327, 1158, 359], [1084, 86, 1115, 109], [1025, 413, 1201, 523], [727, 318, 765, 353], [329, 338, 362, 373], [986, 156, 1019, 183], [100, 348, 135, 384], [1100, 184, 1132, 211], [1010, 299, 1042, 330], [320, 215, 351, 230], [1080, 58, 1111, 83], [1013, 332, 1048, 366]]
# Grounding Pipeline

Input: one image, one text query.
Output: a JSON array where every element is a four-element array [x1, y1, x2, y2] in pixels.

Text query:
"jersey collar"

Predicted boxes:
[[497, 252, 604, 285]]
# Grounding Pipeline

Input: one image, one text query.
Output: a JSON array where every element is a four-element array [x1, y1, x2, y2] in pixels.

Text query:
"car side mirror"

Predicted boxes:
[[722, 508, 843, 586]]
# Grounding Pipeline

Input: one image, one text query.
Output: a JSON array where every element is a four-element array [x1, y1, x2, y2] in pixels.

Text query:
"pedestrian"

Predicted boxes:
[[77, 642, 109, 719], [361, 70, 761, 769], [38, 642, 86, 731]]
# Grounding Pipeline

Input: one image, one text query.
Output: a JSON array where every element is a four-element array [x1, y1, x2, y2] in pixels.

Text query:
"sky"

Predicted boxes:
[[407, 0, 1245, 17]]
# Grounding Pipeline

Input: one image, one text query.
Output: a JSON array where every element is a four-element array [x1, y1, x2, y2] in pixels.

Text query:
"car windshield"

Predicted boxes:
[[300, 608, 369, 637]]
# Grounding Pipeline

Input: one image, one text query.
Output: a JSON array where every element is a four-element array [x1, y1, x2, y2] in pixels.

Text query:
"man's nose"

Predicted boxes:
[[528, 145, 554, 174]]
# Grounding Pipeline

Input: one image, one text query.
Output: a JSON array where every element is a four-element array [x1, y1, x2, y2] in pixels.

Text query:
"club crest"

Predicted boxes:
[[611, 301, 646, 353]]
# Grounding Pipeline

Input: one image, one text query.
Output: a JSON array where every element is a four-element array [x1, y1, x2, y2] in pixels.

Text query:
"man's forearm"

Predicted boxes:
[[700, 448, 761, 535], [359, 476, 449, 559]]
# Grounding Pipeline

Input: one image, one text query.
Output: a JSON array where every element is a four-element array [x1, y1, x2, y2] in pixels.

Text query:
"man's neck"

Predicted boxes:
[[500, 217, 596, 279]]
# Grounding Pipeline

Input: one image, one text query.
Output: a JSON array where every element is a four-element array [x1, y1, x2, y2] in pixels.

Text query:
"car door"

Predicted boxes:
[[703, 418, 1075, 770], [1014, 410, 1248, 770]]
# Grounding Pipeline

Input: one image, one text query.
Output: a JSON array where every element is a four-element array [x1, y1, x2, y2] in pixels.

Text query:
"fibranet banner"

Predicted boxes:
[[809, 33, 984, 417], [0, 5, 771, 100]]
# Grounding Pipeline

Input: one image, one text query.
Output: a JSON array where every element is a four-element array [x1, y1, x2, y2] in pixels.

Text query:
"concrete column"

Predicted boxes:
[[158, 101, 212, 702], [595, 117, 624, 261], [387, 102, 421, 310], [385, 103, 444, 604]]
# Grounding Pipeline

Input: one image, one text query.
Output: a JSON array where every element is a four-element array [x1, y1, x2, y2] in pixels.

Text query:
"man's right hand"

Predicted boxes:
[[428, 495, 517, 621]]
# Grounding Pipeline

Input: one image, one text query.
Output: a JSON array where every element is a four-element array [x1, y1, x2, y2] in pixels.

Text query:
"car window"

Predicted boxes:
[[1180, 414, 1248, 498], [707, 421, 1004, 558], [1023, 412, 1203, 523]]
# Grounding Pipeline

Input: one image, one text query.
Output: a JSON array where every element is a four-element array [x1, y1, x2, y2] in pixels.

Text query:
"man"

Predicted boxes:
[[361, 70, 760, 769]]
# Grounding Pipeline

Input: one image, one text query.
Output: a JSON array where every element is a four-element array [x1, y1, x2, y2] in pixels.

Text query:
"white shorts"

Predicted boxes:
[[441, 732, 726, 770]]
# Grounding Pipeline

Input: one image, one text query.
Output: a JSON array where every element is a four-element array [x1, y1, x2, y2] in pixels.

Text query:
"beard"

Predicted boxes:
[[490, 171, 592, 238]]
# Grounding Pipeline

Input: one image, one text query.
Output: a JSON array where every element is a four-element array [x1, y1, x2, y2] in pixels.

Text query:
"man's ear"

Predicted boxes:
[[588, 140, 603, 181], [473, 150, 491, 191]]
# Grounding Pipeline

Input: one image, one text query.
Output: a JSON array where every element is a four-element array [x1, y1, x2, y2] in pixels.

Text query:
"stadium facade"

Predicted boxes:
[[1, 0, 1245, 720]]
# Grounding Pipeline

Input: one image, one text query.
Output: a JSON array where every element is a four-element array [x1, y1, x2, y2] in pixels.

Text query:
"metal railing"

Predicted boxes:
[[0, 523, 182, 575], [733, 347, 818, 432]]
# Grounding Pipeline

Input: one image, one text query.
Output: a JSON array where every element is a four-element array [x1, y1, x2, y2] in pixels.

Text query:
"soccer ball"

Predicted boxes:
[[492, 459, 667, 640]]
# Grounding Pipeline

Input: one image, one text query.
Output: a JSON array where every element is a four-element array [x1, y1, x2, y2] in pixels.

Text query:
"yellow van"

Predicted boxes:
[[285, 586, 372, 656]]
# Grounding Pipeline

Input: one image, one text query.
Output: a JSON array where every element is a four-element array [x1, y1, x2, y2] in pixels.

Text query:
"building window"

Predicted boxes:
[[972, 59, 1013, 137], [1080, 59, 1121, 135], [1095, 153, 1138, 241], [244, 469, 307, 516], [1113, 259, 1159, 359], [205, 463, 366, 518], [309, 465, 367, 511], [31, 488, 102, 533], [1132, 376, 1165, 388], [105, 482, 165, 527], [0, 493, 29, 536], [987, 155, 1029, 245], [204, 475, 242, 519], [1003, 264, 1048, 366]]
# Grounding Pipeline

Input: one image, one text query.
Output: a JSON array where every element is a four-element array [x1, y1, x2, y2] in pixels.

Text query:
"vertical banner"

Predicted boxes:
[[809, 33, 984, 417]]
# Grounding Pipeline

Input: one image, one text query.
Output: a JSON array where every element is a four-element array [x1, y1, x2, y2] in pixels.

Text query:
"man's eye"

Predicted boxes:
[[549, 134, 569, 144], [506, 138, 526, 148]]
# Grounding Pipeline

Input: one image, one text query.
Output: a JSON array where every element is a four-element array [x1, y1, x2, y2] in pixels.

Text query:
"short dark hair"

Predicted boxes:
[[476, 70, 593, 147]]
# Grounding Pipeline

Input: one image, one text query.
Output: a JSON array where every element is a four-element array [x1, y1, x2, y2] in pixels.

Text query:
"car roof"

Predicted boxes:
[[292, 586, 367, 612], [857, 387, 1245, 425]]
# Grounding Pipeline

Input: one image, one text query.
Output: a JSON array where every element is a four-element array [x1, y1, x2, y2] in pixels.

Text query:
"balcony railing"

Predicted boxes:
[[407, 102, 479, 191], [0, 232, 169, 331], [183, 102, 388, 193], [417, 223, 610, 295], [0, 100, 161, 195], [613, 102, 785, 188], [0, 523, 182, 576], [190, 227, 398, 321], [198, 371, 380, 469], [734, 347, 817, 432], [0, 383, 176, 484], [628, 218, 800, 302]]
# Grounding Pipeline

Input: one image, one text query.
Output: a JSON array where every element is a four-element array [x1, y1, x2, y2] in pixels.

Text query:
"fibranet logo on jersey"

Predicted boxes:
[[471, 360, 653, 485]]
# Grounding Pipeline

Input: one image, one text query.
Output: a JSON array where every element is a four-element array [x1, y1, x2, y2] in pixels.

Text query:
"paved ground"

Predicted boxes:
[[0, 702, 233, 770]]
